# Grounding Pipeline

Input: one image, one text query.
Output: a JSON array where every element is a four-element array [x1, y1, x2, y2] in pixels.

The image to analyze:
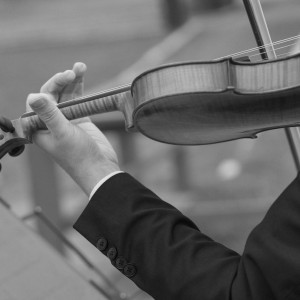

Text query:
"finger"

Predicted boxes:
[[72, 62, 87, 80], [27, 93, 69, 134], [26, 92, 55, 113], [59, 62, 87, 102], [40, 70, 76, 95]]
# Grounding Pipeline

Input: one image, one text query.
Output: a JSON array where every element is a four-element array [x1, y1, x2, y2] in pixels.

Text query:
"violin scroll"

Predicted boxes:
[[0, 116, 15, 133], [0, 117, 31, 160]]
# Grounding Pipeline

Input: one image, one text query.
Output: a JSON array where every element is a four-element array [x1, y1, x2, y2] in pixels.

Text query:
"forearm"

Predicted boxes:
[[74, 173, 241, 299], [74, 172, 300, 300]]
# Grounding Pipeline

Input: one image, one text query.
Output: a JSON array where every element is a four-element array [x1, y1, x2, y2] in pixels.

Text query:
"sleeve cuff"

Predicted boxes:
[[89, 171, 124, 200]]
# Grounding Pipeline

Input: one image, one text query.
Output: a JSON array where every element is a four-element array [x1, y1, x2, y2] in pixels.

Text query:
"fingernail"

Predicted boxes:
[[29, 95, 47, 109]]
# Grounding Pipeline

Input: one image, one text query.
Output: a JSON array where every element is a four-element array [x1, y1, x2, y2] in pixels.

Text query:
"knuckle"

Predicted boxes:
[[39, 105, 58, 123], [54, 72, 63, 78]]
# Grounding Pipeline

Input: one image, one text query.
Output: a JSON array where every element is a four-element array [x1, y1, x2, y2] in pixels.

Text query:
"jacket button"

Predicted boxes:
[[107, 247, 118, 260], [123, 264, 137, 278], [115, 257, 127, 270], [96, 237, 108, 251]]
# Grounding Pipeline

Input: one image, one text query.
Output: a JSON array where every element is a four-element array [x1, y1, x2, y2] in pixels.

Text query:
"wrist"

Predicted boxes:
[[67, 161, 120, 196]]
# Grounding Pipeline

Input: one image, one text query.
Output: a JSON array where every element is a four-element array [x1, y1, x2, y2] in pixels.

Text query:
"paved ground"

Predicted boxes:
[[0, 0, 299, 299]]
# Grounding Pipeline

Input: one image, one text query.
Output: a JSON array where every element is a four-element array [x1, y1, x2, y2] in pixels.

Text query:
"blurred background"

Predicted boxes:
[[0, 0, 299, 299]]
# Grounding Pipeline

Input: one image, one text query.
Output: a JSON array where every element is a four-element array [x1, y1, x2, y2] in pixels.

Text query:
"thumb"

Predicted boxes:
[[27, 93, 69, 133]]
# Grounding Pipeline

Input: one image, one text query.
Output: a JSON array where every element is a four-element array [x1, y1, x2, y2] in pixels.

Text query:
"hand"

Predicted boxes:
[[26, 62, 120, 196]]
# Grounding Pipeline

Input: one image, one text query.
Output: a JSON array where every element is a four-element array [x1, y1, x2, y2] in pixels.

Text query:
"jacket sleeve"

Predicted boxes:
[[73, 172, 300, 300]]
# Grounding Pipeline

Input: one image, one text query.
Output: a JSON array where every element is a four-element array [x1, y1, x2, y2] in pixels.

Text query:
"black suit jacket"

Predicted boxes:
[[74, 173, 300, 300]]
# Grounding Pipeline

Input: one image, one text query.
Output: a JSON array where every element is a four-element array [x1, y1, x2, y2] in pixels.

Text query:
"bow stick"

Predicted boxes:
[[243, 0, 300, 171]]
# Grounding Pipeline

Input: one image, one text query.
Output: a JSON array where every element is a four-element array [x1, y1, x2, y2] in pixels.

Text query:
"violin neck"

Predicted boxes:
[[20, 84, 134, 133]]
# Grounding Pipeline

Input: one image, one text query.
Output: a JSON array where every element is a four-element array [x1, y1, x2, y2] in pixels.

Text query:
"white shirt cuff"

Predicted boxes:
[[89, 171, 124, 200]]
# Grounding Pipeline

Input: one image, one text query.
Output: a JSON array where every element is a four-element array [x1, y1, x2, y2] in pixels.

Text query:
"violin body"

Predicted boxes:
[[1, 53, 300, 159], [131, 53, 300, 144]]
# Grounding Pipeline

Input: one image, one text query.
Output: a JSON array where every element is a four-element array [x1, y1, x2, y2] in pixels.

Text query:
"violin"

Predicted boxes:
[[1, 0, 300, 166]]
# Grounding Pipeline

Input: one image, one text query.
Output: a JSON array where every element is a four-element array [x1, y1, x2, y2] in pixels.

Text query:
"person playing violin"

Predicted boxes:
[[26, 62, 300, 300]]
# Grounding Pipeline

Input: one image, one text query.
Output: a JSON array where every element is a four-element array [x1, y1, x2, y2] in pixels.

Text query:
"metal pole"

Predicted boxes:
[[22, 207, 122, 299], [242, 0, 300, 171]]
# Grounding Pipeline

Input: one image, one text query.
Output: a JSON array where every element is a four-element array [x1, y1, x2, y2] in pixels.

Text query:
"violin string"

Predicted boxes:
[[248, 42, 298, 60], [217, 34, 300, 60], [21, 83, 132, 119], [227, 37, 299, 58], [271, 51, 294, 59], [259, 51, 295, 61], [229, 35, 300, 58], [21, 35, 300, 121]]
